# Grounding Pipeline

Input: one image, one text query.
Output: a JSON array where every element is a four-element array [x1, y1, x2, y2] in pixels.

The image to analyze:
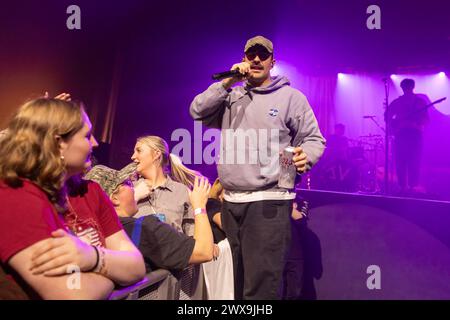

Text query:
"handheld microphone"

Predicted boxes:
[[212, 69, 241, 81], [363, 115, 376, 119]]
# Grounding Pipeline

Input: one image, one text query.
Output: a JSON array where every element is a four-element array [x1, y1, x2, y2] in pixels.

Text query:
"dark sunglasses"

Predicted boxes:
[[245, 50, 272, 61]]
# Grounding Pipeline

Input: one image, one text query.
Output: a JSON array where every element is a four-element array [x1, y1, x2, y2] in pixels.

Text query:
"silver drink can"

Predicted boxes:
[[278, 146, 296, 189]]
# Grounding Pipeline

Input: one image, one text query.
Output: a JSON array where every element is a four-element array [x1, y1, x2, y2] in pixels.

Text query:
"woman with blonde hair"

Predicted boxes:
[[0, 98, 145, 299], [131, 135, 202, 235]]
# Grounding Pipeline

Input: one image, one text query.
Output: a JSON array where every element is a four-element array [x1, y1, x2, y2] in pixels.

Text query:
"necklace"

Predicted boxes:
[[64, 196, 104, 247], [64, 196, 81, 234]]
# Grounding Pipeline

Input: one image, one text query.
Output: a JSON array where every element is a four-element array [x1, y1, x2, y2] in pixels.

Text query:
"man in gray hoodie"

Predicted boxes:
[[190, 35, 325, 299]]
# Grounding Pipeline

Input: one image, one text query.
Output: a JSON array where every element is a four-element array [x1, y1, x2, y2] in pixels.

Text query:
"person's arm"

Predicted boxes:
[[189, 62, 249, 128], [212, 212, 222, 230], [102, 230, 146, 286], [189, 83, 229, 128], [290, 93, 326, 172], [416, 95, 430, 126], [30, 229, 145, 287], [9, 239, 114, 300], [188, 177, 214, 264]]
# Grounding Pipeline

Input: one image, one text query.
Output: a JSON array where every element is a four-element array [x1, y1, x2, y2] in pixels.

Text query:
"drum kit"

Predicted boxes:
[[303, 89, 447, 195], [310, 134, 385, 194]]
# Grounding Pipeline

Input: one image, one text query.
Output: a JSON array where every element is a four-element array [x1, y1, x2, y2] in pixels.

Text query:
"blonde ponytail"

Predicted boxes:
[[168, 153, 202, 188]]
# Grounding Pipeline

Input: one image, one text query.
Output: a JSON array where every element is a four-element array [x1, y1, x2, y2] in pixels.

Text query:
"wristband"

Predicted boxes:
[[87, 245, 100, 272], [194, 208, 207, 216]]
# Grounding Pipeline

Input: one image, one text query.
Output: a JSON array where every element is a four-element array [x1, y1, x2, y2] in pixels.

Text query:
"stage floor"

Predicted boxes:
[[293, 188, 450, 300]]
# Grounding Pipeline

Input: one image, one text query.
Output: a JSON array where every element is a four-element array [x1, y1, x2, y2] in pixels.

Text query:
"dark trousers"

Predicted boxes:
[[222, 199, 292, 300], [394, 128, 423, 189], [282, 218, 305, 299]]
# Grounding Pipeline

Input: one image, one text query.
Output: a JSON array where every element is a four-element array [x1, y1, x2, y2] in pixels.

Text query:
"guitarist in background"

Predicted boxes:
[[388, 78, 429, 194]]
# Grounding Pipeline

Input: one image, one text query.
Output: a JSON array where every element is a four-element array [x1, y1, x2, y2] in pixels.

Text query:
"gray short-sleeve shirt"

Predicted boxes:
[[133, 176, 194, 236]]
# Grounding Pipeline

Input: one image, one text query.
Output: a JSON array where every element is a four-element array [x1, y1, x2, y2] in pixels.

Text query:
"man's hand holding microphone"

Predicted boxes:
[[221, 61, 251, 90]]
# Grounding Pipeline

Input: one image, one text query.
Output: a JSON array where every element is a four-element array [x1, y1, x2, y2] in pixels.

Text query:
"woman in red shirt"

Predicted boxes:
[[0, 97, 145, 299]]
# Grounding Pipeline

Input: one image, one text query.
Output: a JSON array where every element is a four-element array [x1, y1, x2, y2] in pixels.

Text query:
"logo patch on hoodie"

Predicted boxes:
[[268, 108, 279, 117]]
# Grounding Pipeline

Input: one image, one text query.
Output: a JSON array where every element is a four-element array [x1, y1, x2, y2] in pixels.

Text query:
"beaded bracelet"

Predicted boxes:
[[94, 246, 107, 276]]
